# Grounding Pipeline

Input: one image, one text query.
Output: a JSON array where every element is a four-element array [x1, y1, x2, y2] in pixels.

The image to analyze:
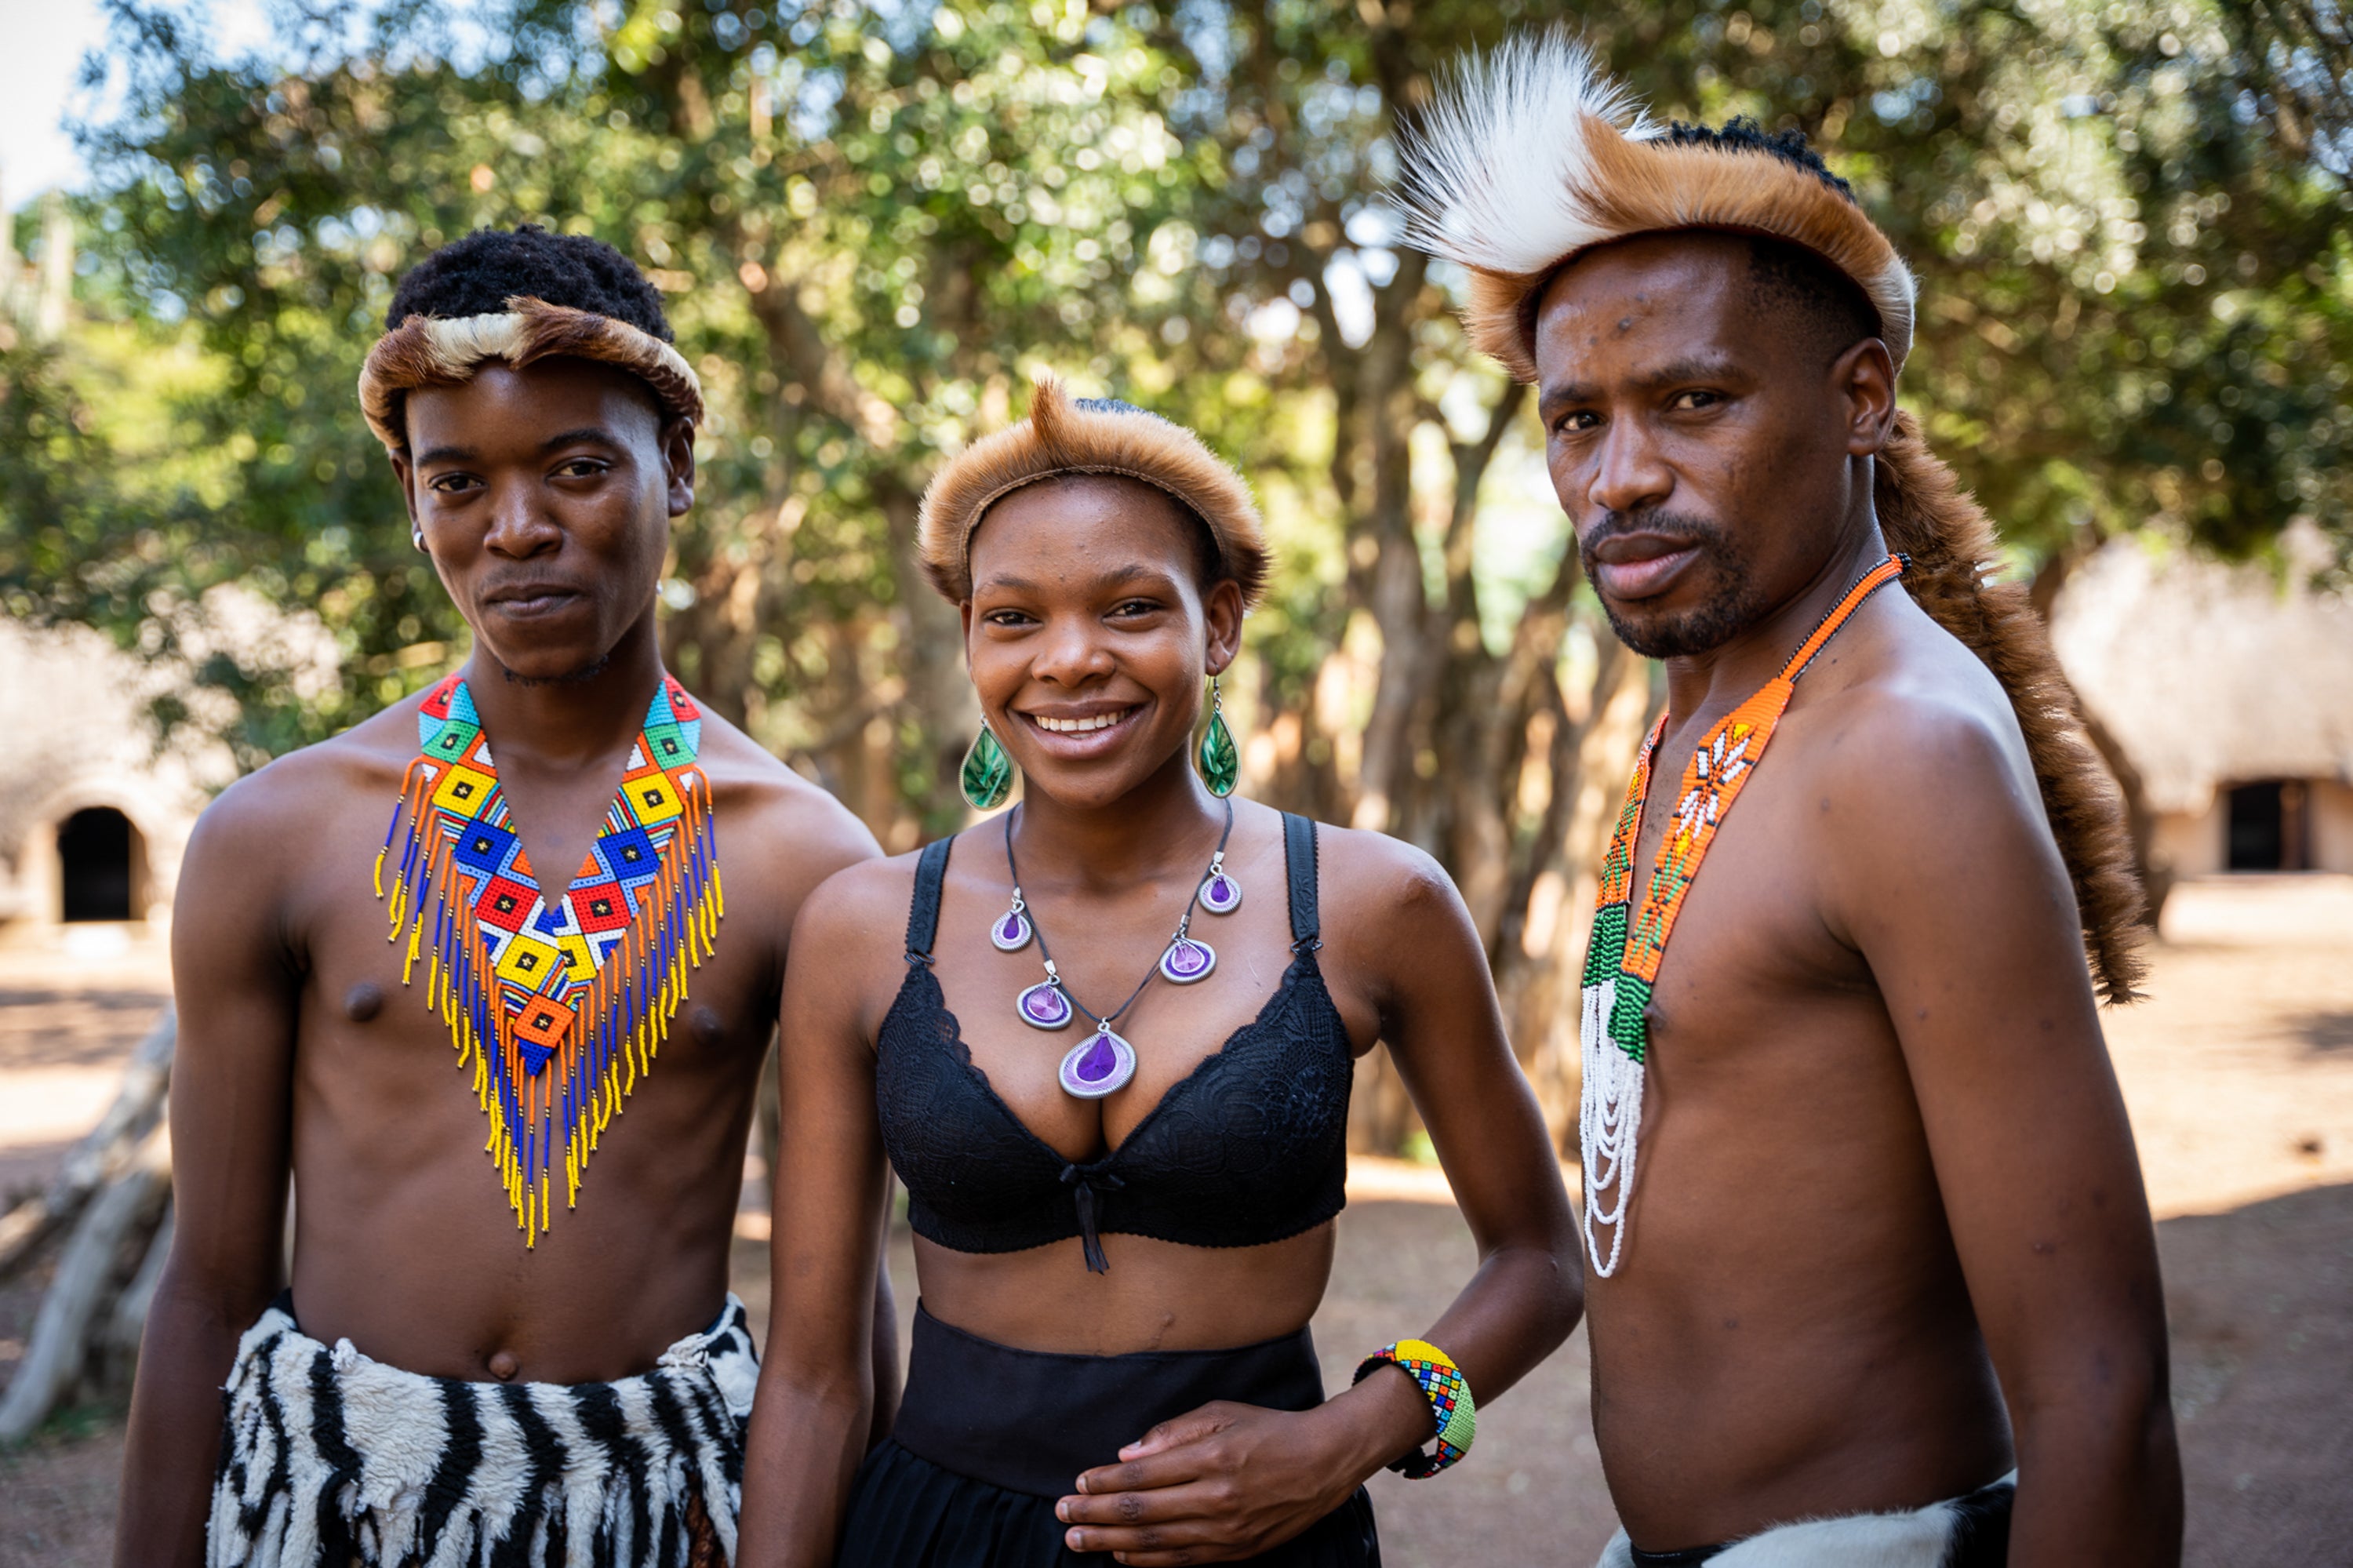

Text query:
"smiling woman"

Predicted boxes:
[[738, 383, 1586, 1568]]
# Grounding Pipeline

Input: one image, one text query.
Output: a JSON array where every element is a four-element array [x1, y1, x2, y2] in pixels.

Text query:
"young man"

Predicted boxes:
[[1401, 38, 2180, 1566], [116, 227, 887, 1567]]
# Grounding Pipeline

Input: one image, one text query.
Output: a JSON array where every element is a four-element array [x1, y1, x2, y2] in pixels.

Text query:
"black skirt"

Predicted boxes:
[[838, 1305, 1380, 1567]]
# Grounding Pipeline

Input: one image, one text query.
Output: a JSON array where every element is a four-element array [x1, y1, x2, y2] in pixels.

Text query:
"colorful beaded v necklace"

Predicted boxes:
[[375, 671, 723, 1246], [1580, 555, 1904, 1278]]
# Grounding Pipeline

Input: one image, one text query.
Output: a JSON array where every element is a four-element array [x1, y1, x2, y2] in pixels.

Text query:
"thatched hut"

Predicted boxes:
[[0, 619, 228, 939], [2050, 526, 2353, 881]]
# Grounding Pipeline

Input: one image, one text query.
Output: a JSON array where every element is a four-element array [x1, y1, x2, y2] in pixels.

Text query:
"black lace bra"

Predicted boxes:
[[875, 813, 1352, 1272]]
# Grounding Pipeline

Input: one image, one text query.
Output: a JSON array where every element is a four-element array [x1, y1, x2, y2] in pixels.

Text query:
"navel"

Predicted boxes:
[[488, 1349, 520, 1381], [344, 981, 384, 1023]]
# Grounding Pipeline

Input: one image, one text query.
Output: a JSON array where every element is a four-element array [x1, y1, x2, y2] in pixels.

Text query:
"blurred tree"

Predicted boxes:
[[3, 0, 2344, 1147]]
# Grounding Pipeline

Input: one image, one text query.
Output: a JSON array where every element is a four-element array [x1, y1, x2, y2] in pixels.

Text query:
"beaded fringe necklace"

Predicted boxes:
[[1580, 556, 1904, 1278], [374, 671, 723, 1246]]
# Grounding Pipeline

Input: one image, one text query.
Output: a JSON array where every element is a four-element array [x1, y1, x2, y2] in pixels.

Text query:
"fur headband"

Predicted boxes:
[[1397, 32, 1918, 380], [916, 379, 1269, 606], [357, 296, 705, 453]]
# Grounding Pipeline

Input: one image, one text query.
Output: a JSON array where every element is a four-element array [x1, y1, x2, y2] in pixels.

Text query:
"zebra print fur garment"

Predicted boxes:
[[207, 1292, 759, 1568]]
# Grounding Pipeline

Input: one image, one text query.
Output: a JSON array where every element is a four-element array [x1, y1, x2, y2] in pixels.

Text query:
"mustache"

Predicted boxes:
[[1578, 508, 1726, 555]]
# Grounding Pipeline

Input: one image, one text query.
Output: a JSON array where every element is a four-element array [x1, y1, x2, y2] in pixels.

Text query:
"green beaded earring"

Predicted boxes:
[[961, 720, 1015, 810], [1197, 676, 1239, 798]]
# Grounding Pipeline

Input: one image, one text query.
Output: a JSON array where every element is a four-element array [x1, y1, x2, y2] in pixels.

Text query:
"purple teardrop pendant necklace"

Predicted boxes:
[[994, 799, 1240, 1099]]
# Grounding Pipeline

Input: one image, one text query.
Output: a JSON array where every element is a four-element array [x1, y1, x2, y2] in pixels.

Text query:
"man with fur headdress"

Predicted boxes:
[[1399, 36, 2180, 1566], [115, 226, 893, 1567]]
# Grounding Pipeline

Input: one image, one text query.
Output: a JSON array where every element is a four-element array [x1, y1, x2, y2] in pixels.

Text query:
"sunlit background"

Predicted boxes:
[[0, 0, 2348, 1561]]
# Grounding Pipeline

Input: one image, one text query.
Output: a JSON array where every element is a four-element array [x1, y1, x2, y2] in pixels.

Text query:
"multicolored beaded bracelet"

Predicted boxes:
[[1353, 1338, 1476, 1478]]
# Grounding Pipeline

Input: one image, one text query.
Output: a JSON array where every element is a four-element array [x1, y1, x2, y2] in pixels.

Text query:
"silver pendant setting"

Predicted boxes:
[[991, 901, 1034, 952], [1158, 937, 1217, 984], [997, 799, 1238, 1102], [1059, 1025, 1137, 1097], [1016, 979, 1074, 1030]]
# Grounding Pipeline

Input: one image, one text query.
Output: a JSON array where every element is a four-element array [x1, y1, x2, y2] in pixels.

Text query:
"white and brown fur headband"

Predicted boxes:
[[1395, 31, 1918, 380], [916, 378, 1269, 607], [357, 295, 705, 453]]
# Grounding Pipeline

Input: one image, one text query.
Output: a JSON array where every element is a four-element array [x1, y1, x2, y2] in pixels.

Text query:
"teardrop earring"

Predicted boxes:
[[961, 719, 1016, 810], [1196, 676, 1239, 798]]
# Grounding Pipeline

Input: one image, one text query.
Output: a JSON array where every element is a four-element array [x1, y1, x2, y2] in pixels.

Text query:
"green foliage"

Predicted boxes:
[[3, 0, 2344, 786], [2, 0, 2338, 1148]]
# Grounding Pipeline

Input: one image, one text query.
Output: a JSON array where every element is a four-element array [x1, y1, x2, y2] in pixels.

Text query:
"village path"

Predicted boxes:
[[1, 876, 2349, 1565]]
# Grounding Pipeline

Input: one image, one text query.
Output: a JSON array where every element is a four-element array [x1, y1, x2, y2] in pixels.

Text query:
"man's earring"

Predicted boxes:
[[1196, 676, 1238, 798], [961, 719, 1015, 810]]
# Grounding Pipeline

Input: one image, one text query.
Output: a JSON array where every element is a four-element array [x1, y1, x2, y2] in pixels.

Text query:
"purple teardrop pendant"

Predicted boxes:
[[1058, 1025, 1136, 1098], [1198, 870, 1242, 915], [991, 904, 1034, 952], [1016, 980, 1074, 1030], [1158, 937, 1217, 984]]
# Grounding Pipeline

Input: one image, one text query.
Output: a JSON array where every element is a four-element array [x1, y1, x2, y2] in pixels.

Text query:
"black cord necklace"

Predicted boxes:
[[995, 798, 1238, 1099]]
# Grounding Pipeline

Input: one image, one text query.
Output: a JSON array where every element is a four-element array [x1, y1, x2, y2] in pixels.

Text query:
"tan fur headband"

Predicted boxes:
[[915, 379, 1269, 607], [357, 295, 705, 453], [1396, 32, 1918, 380]]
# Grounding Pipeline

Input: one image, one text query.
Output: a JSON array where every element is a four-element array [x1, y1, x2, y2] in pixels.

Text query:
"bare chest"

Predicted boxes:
[[1614, 734, 1883, 1077], [285, 780, 778, 1112]]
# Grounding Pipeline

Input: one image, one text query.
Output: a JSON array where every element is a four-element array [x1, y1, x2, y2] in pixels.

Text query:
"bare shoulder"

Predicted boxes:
[[685, 702, 882, 901], [1793, 590, 2038, 806], [181, 703, 418, 882], [172, 703, 423, 973], [1784, 593, 2062, 906], [1286, 812, 1475, 966], [792, 846, 924, 952], [781, 847, 928, 1040]]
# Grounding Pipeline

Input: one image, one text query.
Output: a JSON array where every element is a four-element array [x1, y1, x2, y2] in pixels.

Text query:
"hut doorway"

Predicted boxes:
[[57, 806, 146, 922], [2225, 780, 2309, 872]]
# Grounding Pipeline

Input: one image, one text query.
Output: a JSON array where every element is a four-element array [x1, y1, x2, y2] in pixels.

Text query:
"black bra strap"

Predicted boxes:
[[1282, 813, 1320, 951], [906, 835, 955, 964]]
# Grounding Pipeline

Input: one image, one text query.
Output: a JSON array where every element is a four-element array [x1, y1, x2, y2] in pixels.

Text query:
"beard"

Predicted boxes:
[[1580, 509, 1766, 659], [495, 650, 615, 688]]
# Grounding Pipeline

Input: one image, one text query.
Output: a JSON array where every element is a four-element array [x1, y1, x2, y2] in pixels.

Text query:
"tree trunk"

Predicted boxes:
[[0, 1122, 173, 1444], [0, 1011, 177, 1445], [0, 1007, 173, 1279]]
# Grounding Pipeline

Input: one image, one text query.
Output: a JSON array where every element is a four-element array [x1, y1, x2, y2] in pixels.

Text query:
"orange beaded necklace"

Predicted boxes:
[[1580, 555, 1905, 1277]]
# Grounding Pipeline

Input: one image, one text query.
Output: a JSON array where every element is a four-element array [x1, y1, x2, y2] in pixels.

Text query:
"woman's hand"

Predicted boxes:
[[1056, 1370, 1431, 1565]]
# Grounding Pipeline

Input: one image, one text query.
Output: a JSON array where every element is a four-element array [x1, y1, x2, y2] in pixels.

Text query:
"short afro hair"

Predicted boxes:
[[1658, 116, 1858, 200], [1745, 234, 1882, 366], [386, 224, 672, 340]]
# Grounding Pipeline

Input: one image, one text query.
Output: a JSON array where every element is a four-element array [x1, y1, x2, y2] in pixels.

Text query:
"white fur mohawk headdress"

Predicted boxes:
[[1397, 32, 1918, 380]]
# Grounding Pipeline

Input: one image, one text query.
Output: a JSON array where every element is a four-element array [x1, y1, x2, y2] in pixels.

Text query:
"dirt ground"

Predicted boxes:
[[2, 875, 2349, 1566]]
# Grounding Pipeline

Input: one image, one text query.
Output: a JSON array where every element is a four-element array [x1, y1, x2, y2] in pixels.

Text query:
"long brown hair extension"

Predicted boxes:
[[1874, 410, 2148, 1004]]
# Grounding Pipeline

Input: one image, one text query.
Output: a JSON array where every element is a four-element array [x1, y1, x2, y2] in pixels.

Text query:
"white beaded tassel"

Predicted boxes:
[[1578, 977, 1645, 1279]]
